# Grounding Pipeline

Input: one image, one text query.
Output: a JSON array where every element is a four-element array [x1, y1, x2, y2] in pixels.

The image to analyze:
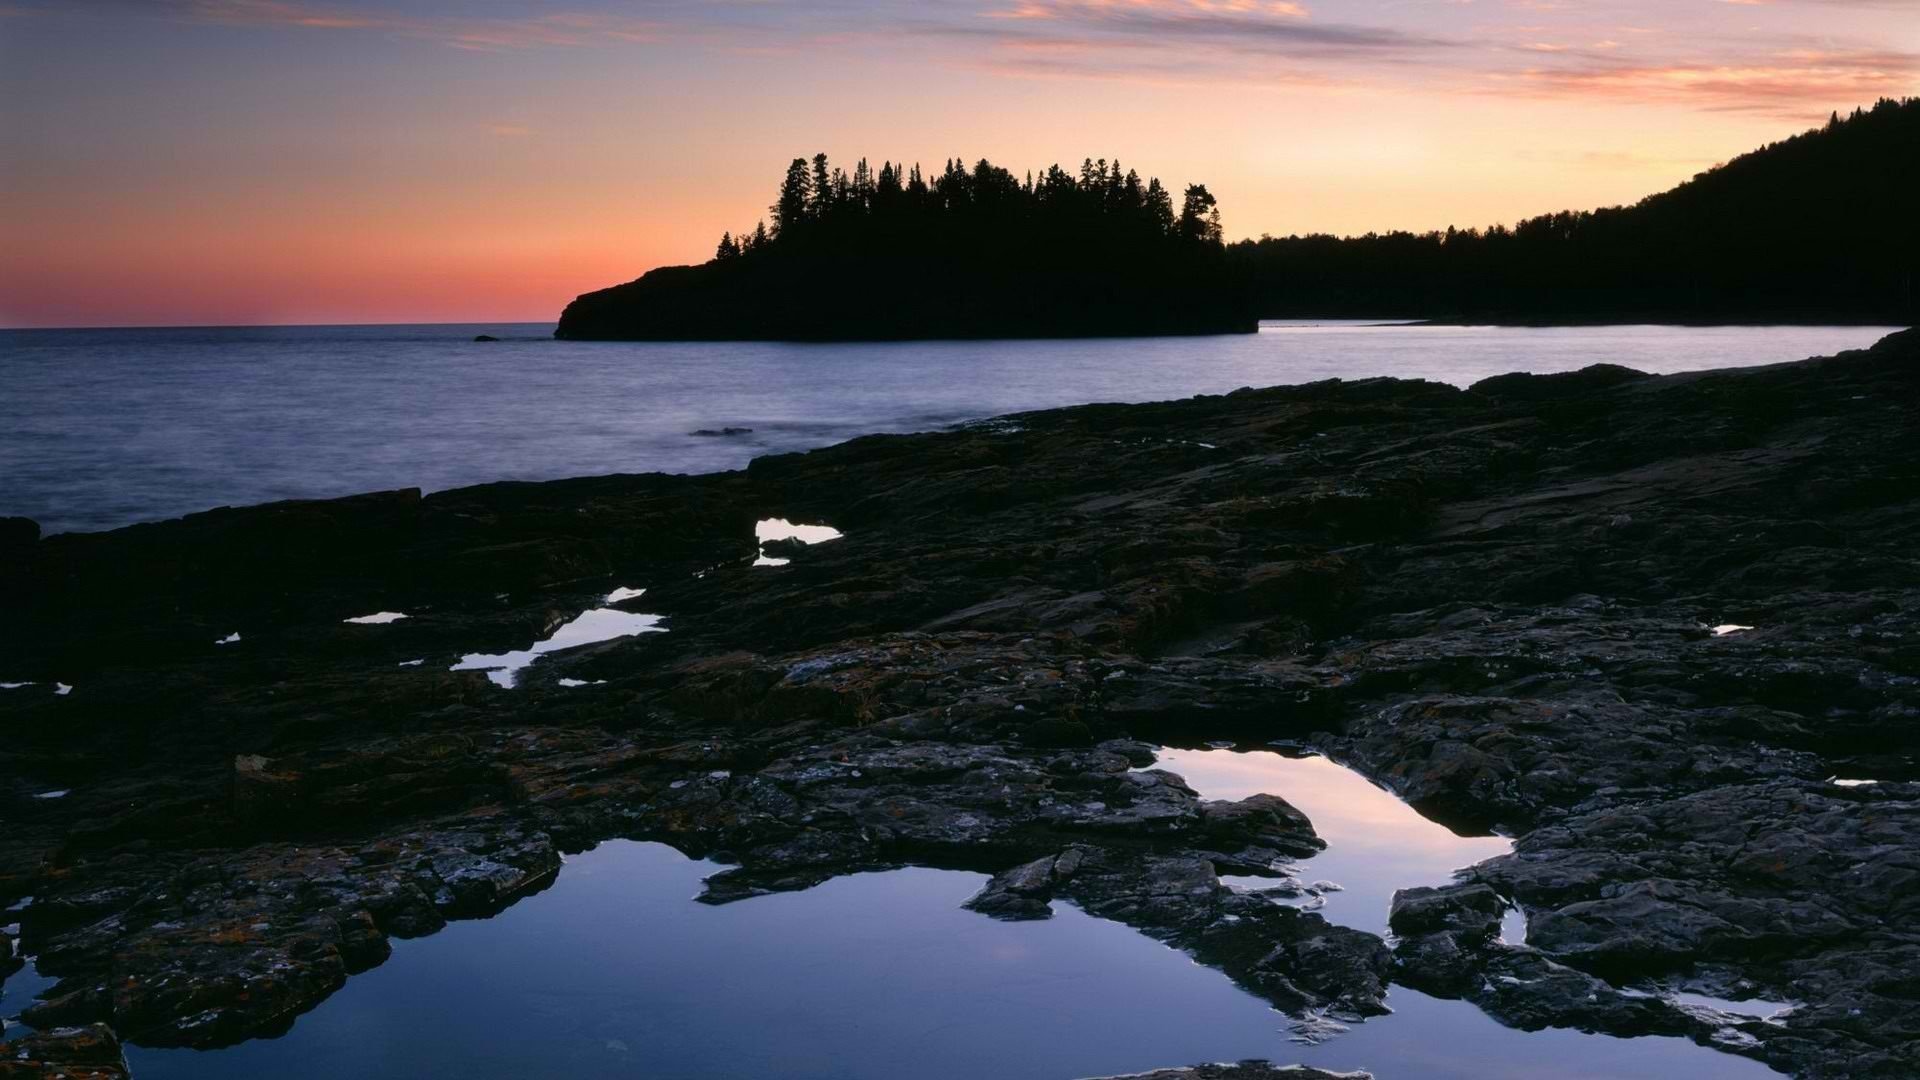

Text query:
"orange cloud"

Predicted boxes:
[[1503, 49, 1920, 115]]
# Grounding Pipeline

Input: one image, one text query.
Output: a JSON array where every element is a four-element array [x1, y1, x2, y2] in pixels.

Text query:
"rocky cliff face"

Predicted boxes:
[[1, 330, 1915, 1077]]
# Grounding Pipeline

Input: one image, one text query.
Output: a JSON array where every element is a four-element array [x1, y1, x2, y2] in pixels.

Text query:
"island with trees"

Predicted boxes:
[[558, 98, 1913, 341], [554, 157, 1255, 341]]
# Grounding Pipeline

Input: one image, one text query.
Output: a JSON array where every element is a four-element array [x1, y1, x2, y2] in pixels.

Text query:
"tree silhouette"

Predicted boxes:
[[1178, 185, 1222, 245], [560, 151, 1249, 340], [772, 158, 813, 238], [1229, 97, 1916, 323]]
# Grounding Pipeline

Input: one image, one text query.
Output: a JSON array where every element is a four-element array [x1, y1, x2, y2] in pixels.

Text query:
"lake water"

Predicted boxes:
[[107, 749, 1781, 1080], [0, 321, 1898, 535]]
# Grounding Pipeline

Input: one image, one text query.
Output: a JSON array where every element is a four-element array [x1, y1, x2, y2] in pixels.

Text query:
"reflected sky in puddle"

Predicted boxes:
[[123, 840, 1777, 1080], [1668, 992, 1798, 1022], [1, 947, 57, 1034], [754, 517, 842, 567], [451, 607, 664, 688], [1711, 624, 1755, 637], [343, 612, 408, 625], [1150, 747, 1513, 936]]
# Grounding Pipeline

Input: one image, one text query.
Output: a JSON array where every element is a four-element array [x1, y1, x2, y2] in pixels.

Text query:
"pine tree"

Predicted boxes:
[[771, 158, 813, 238], [1178, 184, 1222, 245], [1145, 178, 1176, 236], [810, 154, 832, 219]]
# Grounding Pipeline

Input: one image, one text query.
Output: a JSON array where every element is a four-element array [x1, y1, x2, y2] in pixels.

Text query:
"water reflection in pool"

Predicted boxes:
[[122, 841, 1778, 1080], [753, 518, 843, 567], [1149, 746, 1513, 936], [450, 607, 666, 688]]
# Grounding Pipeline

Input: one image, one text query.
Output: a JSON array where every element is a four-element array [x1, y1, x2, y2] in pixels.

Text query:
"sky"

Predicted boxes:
[[2, 0, 1914, 328]]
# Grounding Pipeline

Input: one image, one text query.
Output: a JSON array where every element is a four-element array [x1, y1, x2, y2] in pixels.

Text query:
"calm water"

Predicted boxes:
[[108, 750, 1779, 1080], [0, 322, 1898, 535], [1151, 746, 1513, 937], [120, 841, 1778, 1080]]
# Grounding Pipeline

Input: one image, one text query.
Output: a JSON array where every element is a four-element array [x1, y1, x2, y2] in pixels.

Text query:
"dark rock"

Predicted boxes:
[[472, 334, 499, 342], [1388, 883, 1504, 940], [0, 517, 37, 550], [0, 1023, 130, 1078], [691, 427, 754, 437], [0, 331, 1916, 1076]]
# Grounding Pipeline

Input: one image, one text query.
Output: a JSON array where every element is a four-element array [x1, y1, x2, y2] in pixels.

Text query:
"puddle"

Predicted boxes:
[[1828, 777, 1878, 787], [557, 678, 606, 688], [451, 608, 665, 688], [343, 612, 408, 625], [397, 659, 425, 667], [123, 840, 1778, 1080], [1500, 906, 1528, 945], [215, 632, 241, 645], [1669, 992, 1798, 1021], [0, 682, 32, 690], [31, 790, 68, 800], [604, 586, 647, 604], [0, 953, 57, 1027], [53, 684, 70, 696], [753, 518, 842, 567], [1149, 747, 1512, 936], [1710, 624, 1755, 637]]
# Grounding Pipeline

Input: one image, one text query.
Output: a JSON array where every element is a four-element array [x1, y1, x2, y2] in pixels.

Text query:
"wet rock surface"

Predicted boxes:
[[1, 330, 1916, 1076], [0, 1024, 130, 1079]]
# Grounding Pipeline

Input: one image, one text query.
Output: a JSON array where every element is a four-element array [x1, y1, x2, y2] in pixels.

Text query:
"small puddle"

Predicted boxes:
[[604, 586, 647, 604], [1148, 746, 1513, 935], [117, 840, 1780, 1080], [1500, 906, 1528, 945], [343, 612, 408, 625], [215, 632, 241, 645], [1710, 624, 1755, 637], [0, 952, 57, 1030], [1668, 992, 1798, 1021], [754, 518, 842, 567], [451, 608, 665, 689], [1828, 777, 1878, 788]]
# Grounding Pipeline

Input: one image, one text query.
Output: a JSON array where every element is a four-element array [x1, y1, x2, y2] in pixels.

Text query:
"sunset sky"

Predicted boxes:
[[3, 0, 1914, 328]]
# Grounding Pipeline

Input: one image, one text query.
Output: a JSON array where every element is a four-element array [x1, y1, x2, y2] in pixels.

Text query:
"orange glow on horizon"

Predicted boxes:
[[3, 0, 1912, 327]]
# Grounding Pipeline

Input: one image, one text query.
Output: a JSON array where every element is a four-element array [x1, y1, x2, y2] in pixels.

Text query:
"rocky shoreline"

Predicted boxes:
[[2, 329, 1916, 1077]]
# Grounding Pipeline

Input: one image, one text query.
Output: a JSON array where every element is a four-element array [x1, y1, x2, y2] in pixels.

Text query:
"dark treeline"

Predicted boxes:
[[1231, 98, 1918, 323], [559, 99, 1916, 340], [556, 156, 1254, 340]]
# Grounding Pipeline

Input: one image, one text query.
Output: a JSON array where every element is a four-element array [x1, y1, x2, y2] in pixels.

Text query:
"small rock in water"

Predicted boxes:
[[1286, 1012, 1353, 1045], [690, 426, 754, 437], [473, 334, 500, 342]]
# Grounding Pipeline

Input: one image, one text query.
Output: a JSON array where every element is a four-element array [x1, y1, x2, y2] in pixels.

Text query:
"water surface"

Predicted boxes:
[[1151, 746, 1511, 935], [1, 322, 1896, 534], [122, 840, 1778, 1080]]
